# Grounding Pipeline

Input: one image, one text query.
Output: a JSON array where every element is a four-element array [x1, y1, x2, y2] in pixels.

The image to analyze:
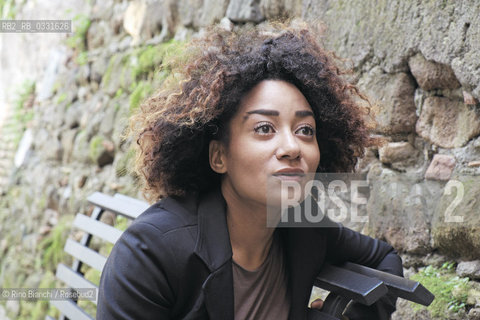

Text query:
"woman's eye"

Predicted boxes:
[[296, 125, 315, 136], [254, 123, 275, 135], [297, 126, 315, 136]]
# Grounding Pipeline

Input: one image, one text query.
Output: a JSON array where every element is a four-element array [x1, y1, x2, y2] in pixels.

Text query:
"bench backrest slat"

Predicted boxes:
[[87, 192, 148, 219], [73, 213, 122, 245], [64, 239, 107, 272], [315, 264, 388, 306], [114, 193, 150, 208], [50, 300, 94, 320], [55, 263, 98, 305]]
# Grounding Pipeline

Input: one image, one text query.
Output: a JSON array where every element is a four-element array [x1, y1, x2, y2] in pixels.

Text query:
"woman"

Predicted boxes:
[[98, 23, 403, 320]]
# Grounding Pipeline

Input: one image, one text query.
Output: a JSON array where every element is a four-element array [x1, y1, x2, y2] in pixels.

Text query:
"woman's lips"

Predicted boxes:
[[272, 169, 305, 181]]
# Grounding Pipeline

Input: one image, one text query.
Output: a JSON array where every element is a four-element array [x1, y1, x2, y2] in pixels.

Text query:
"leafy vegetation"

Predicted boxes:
[[13, 80, 35, 126], [410, 262, 472, 318], [0, 0, 17, 19], [65, 14, 91, 65], [89, 135, 105, 163], [129, 81, 152, 113], [66, 14, 91, 52], [37, 217, 72, 270], [3, 80, 36, 147]]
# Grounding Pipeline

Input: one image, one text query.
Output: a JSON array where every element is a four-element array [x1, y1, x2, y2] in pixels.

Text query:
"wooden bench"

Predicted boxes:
[[47, 192, 434, 320], [46, 192, 149, 320]]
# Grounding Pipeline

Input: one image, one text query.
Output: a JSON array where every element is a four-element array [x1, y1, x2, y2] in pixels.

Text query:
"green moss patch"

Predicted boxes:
[[129, 81, 152, 113], [410, 262, 472, 318]]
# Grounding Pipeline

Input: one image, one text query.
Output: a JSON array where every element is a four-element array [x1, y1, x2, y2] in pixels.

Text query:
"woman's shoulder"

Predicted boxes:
[[127, 192, 200, 239]]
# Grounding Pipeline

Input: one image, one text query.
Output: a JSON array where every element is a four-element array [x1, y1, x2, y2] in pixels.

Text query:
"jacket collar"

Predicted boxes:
[[193, 188, 235, 320], [193, 188, 233, 272]]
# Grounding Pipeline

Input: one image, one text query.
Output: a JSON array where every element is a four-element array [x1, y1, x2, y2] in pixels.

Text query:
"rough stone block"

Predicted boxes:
[[463, 90, 478, 105], [358, 68, 417, 134], [416, 96, 480, 148], [123, 0, 163, 44], [469, 308, 480, 320], [432, 175, 480, 259], [61, 129, 78, 164], [379, 142, 416, 164], [226, 0, 264, 23], [456, 260, 480, 280], [408, 54, 460, 90], [425, 154, 456, 181], [365, 165, 438, 254]]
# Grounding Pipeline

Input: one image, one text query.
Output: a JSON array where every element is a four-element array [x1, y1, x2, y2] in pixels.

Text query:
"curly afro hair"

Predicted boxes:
[[130, 22, 375, 201]]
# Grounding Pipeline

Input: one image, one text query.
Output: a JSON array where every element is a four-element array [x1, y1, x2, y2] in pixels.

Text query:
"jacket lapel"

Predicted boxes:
[[283, 228, 327, 320], [194, 189, 234, 319]]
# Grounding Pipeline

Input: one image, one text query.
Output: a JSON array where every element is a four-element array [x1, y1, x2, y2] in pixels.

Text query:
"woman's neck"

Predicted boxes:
[[222, 186, 276, 271]]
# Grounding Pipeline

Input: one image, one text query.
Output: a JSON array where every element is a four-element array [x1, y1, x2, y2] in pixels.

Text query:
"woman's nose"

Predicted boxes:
[[275, 130, 301, 160]]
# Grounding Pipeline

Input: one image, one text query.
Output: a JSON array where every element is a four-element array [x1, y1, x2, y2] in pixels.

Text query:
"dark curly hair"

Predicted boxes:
[[130, 22, 375, 201]]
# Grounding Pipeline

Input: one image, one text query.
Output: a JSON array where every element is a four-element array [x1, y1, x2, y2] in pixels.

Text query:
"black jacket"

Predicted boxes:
[[98, 189, 403, 319]]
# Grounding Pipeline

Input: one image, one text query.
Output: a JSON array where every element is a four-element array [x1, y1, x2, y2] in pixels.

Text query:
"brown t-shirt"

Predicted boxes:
[[232, 233, 290, 320]]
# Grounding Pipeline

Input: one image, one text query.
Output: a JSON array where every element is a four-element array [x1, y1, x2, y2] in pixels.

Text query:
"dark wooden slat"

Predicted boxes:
[[315, 264, 388, 306], [64, 239, 106, 272], [73, 214, 122, 245], [87, 192, 147, 219], [56, 263, 98, 305], [50, 300, 93, 320], [341, 262, 435, 306]]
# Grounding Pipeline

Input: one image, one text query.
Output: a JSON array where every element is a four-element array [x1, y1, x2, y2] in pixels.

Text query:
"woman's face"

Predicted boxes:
[[209, 79, 321, 209]]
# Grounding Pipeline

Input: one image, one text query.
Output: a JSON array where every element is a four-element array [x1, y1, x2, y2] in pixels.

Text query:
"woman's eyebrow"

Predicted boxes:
[[244, 109, 314, 120], [243, 109, 279, 120], [246, 109, 280, 116], [295, 110, 314, 118]]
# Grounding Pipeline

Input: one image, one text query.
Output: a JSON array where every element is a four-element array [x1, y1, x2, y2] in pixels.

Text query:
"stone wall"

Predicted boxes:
[[1, 0, 480, 319]]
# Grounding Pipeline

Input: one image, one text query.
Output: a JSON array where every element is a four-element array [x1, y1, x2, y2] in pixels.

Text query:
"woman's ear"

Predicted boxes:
[[209, 140, 227, 174]]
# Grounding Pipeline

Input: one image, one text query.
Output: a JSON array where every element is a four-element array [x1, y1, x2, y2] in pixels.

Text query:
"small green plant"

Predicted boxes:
[[14, 80, 35, 111], [115, 88, 124, 98], [9, 80, 35, 146], [76, 51, 89, 65], [66, 14, 91, 52], [0, 0, 16, 19], [55, 92, 67, 104], [89, 135, 105, 163], [410, 262, 472, 318], [129, 81, 152, 113], [65, 13, 91, 66], [102, 54, 118, 87], [37, 217, 72, 271]]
